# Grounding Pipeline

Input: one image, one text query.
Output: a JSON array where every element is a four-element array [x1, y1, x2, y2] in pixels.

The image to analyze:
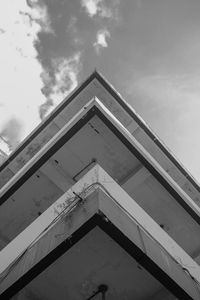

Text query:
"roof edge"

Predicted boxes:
[[0, 70, 199, 194]]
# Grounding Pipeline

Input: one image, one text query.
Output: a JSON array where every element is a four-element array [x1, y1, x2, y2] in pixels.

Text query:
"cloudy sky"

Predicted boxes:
[[1, 0, 200, 183]]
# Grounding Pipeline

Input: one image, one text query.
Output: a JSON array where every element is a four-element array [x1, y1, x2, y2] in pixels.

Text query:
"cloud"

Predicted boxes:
[[0, 118, 23, 152], [26, 0, 53, 34], [51, 53, 81, 102], [93, 29, 110, 54], [81, 0, 100, 17], [81, 0, 120, 20], [67, 16, 83, 46], [39, 52, 82, 119], [81, 0, 120, 54], [0, 0, 53, 153]]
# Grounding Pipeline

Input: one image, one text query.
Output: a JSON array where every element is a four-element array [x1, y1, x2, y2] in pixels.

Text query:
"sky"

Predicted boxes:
[[0, 0, 200, 184]]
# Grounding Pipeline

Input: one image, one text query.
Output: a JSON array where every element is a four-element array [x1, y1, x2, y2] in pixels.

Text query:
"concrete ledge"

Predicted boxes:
[[0, 165, 199, 299]]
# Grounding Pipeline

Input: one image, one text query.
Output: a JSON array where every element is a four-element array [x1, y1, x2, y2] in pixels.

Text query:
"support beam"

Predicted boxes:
[[122, 165, 151, 194], [40, 158, 74, 192]]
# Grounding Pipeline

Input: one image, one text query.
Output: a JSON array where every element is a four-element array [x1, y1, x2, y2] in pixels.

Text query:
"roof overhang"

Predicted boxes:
[[0, 165, 199, 299], [1, 97, 200, 224], [1, 71, 200, 205]]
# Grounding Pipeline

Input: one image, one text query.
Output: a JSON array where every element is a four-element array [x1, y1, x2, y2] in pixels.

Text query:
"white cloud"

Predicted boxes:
[[81, 0, 101, 17], [50, 52, 81, 104], [93, 29, 110, 53], [0, 1, 81, 153], [39, 53, 82, 119], [81, 0, 120, 20], [81, 0, 120, 54], [28, 0, 53, 34], [0, 0, 53, 152]]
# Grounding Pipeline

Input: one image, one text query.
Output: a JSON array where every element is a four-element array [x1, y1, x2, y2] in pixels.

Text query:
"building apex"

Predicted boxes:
[[0, 71, 200, 199]]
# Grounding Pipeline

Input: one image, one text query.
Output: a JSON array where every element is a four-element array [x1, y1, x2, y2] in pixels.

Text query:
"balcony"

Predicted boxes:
[[0, 165, 200, 299]]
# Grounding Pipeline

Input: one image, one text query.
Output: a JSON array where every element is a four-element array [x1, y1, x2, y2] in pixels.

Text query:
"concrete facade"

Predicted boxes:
[[0, 72, 200, 299]]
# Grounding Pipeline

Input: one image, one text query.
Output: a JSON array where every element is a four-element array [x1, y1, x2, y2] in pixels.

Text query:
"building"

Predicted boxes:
[[0, 71, 200, 299]]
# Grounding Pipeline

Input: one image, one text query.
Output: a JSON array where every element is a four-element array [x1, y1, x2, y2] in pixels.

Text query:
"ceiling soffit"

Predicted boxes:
[[0, 165, 199, 299]]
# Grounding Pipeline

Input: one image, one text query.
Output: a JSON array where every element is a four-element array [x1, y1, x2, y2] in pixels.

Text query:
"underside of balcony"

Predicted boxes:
[[0, 166, 200, 299]]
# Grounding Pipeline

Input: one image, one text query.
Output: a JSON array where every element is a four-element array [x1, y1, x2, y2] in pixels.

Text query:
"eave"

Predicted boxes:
[[0, 165, 199, 299], [0, 71, 200, 207], [1, 98, 200, 225]]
